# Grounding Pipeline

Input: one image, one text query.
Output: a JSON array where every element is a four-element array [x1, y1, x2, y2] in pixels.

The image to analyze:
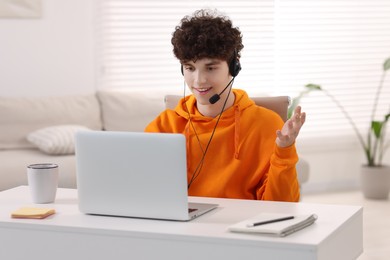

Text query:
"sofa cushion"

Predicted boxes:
[[97, 90, 166, 132], [0, 94, 102, 150], [27, 125, 91, 155]]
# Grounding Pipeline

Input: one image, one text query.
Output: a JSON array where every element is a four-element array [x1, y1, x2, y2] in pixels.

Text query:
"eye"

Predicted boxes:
[[184, 66, 194, 72], [207, 66, 216, 71]]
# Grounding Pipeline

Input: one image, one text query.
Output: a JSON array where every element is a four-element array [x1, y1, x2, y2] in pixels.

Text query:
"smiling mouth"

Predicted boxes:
[[193, 87, 212, 95]]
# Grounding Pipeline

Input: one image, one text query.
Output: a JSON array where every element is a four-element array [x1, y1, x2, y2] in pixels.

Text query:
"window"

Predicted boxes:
[[96, 0, 390, 145], [95, 0, 274, 92], [274, 0, 390, 142]]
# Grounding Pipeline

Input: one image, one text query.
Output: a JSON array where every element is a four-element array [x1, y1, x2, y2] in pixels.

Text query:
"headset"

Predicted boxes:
[[228, 50, 242, 77], [181, 50, 241, 77]]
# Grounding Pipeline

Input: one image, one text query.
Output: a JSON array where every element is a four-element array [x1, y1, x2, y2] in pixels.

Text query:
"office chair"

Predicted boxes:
[[164, 95, 290, 122]]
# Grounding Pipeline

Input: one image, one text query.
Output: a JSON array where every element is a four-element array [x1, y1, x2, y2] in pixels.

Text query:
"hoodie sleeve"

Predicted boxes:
[[145, 110, 174, 133], [145, 109, 187, 133], [256, 144, 300, 202], [145, 116, 163, 133]]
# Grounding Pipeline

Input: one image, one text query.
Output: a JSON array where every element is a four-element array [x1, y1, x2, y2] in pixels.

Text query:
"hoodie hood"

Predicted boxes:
[[174, 89, 255, 158], [174, 89, 255, 120]]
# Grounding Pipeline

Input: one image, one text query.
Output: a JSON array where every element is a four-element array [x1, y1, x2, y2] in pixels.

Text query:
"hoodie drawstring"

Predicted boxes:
[[234, 105, 241, 159]]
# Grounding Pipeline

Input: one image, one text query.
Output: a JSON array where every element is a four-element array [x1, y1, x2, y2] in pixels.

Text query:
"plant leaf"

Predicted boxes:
[[371, 121, 383, 138], [384, 57, 390, 71], [305, 84, 322, 91], [385, 113, 390, 121]]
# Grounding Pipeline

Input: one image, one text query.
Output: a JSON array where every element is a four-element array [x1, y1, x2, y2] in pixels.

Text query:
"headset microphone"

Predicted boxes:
[[209, 77, 235, 104], [208, 94, 220, 105]]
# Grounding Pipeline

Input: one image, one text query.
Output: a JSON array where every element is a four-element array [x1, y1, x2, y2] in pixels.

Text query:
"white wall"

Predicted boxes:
[[0, 0, 95, 97], [298, 136, 390, 194]]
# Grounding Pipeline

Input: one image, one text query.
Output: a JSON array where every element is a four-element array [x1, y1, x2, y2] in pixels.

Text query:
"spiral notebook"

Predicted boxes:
[[228, 213, 318, 237]]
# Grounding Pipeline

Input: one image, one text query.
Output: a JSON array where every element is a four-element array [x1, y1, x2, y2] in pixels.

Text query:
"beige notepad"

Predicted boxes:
[[11, 207, 56, 219]]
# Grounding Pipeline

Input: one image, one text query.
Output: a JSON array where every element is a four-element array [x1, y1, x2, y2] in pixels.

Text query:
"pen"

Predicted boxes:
[[246, 216, 294, 227]]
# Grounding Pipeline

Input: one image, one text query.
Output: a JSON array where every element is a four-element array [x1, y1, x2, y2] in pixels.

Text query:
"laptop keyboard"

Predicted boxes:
[[188, 208, 198, 213]]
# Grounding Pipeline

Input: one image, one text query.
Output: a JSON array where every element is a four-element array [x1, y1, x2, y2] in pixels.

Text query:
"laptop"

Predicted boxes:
[[75, 130, 218, 221]]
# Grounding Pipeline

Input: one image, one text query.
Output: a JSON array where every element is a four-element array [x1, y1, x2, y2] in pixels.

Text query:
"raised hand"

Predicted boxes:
[[276, 106, 306, 148]]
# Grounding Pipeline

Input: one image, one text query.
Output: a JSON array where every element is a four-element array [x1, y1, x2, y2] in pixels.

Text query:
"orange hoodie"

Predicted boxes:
[[145, 89, 300, 202]]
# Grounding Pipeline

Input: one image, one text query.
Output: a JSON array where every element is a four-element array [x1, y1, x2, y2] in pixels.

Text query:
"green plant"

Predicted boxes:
[[289, 57, 390, 167]]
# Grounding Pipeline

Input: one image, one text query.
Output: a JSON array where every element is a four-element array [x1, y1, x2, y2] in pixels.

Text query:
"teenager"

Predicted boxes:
[[145, 9, 305, 201]]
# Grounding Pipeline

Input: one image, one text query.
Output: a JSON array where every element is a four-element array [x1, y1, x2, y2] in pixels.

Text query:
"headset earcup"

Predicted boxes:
[[229, 59, 241, 77]]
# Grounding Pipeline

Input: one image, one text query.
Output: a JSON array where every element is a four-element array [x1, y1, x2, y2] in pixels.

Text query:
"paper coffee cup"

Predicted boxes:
[[27, 163, 59, 203]]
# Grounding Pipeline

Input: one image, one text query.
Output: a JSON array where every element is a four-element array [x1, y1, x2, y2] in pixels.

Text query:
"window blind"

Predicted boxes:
[[274, 0, 390, 140], [96, 0, 275, 93], [96, 0, 390, 144]]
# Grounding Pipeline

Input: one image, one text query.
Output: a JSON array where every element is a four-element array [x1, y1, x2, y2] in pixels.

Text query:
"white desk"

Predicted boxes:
[[0, 186, 362, 260]]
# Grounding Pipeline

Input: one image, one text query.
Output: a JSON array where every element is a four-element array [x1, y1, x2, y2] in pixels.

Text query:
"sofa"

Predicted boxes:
[[0, 89, 168, 191], [0, 89, 309, 192]]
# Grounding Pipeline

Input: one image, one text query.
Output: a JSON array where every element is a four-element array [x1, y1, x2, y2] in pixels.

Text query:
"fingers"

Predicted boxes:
[[294, 105, 302, 115], [291, 106, 306, 128], [300, 112, 306, 124], [276, 129, 288, 140], [291, 107, 305, 136], [276, 129, 293, 148], [293, 106, 306, 124]]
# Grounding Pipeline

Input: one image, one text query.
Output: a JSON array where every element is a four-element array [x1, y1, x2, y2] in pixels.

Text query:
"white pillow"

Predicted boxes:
[[27, 125, 91, 155]]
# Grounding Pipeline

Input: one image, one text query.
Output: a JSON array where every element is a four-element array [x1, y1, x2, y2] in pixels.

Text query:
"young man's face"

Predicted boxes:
[[182, 58, 232, 106]]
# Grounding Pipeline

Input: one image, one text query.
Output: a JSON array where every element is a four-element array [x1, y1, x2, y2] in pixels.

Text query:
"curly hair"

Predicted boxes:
[[171, 9, 243, 64]]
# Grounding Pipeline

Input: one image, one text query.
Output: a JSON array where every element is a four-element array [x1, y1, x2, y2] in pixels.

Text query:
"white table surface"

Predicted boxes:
[[0, 186, 363, 260]]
